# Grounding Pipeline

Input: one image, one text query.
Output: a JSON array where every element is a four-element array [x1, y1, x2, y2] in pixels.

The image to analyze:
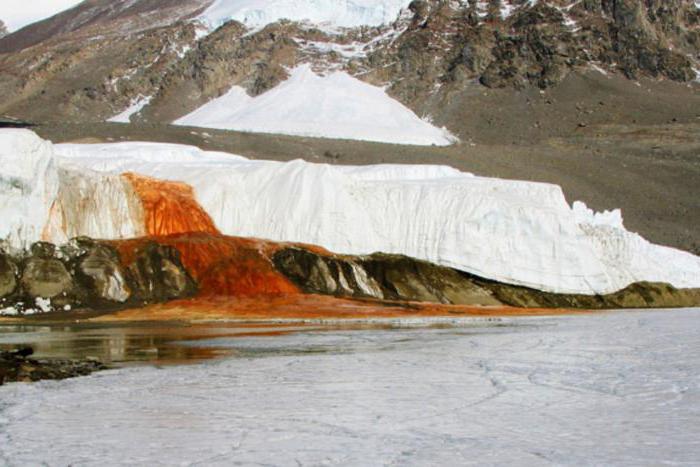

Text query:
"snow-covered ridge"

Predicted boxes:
[[2, 129, 700, 295], [175, 64, 455, 146], [199, 0, 412, 32]]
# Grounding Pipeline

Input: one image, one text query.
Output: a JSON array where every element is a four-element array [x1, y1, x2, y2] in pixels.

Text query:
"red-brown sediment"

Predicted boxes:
[[112, 233, 301, 297], [123, 172, 219, 236], [93, 294, 584, 322]]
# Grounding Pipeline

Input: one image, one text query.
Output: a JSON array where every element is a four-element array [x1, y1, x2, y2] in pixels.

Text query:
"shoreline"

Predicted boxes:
[[0, 294, 616, 326]]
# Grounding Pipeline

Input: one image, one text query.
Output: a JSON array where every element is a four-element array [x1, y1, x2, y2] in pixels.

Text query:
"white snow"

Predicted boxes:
[[199, 0, 411, 32], [0, 306, 19, 316], [1, 309, 700, 465], [175, 64, 456, 146], [2, 129, 700, 295], [107, 95, 152, 123]]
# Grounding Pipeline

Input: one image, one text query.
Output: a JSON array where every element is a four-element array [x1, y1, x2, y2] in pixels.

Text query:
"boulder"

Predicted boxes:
[[72, 238, 132, 304], [20, 244, 73, 299], [129, 242, 196, 303], [0, 251, 18, 298]]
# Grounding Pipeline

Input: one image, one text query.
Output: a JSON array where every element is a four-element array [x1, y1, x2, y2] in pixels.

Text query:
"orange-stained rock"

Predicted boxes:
[[123, 173, 219, 236], [112, 233, 300, 297]]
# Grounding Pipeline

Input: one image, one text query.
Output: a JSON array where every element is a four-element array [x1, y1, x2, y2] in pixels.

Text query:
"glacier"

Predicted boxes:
[[1, 129, 700, 295], [175, 64, 456, 146], [199, 0, 412, 32], [1, 309, 700, 465]]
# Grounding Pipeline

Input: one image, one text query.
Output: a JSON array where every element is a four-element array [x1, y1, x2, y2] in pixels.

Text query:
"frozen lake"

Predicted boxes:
[[1, 309, 699, 466]]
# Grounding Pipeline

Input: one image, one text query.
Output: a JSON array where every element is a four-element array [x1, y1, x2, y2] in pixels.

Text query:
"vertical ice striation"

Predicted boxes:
[[0, 130, 58, 250]]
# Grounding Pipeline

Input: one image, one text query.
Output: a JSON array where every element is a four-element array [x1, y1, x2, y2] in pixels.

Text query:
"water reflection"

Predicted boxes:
[[0, 323, 315, 366]]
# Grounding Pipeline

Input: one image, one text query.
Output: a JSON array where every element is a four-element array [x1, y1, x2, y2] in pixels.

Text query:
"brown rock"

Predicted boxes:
[[0, 251, 18, 298]]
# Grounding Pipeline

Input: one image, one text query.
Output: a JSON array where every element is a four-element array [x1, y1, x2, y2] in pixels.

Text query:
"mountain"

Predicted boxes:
[[0, 0, 698, 135], [0, 20, 7, 39]]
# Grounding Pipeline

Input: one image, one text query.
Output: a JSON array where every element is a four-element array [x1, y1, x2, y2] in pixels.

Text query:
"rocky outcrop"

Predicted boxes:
[[0, 347, 107, 385], [274, 247, 502, 306], [128, 241, 197, 302], [273, 247, 700, 309], [0, 238, 196, 315], [20, 242, 74, 302], [0, 251, 18, 297], [1, 0, 698, 126], [70, 237, 133, 304], [3, 234, 699, 316], [472, 276, 700, 309]]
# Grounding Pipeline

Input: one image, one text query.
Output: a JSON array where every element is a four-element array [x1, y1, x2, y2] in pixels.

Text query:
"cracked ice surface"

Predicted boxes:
[[1, 309, 700, 465]]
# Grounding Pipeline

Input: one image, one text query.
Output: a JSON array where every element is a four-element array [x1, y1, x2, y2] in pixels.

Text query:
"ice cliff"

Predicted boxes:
[[1, 129, 699, 295]]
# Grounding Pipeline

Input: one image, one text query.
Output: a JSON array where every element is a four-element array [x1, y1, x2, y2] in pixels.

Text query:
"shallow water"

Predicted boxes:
[[0, 322, 319, 365], [1, 309, 699, 466]]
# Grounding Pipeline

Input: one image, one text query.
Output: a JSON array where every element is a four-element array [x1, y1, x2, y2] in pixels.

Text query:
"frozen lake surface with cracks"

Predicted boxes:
[[1, 309, 699, 465]]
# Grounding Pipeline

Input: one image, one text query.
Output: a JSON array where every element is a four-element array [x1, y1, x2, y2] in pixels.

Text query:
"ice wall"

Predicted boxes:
[[53, 138, 700, 295], [0, 130, 58, 250]]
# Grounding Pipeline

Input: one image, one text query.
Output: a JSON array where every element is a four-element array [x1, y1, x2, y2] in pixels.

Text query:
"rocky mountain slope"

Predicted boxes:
[[0, 0, 697, 137]]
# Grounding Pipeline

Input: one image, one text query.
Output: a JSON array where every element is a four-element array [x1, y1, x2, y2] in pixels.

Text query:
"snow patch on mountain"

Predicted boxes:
[[108, 95, 152, 123], [175, 64, 455, 146], [200, 0, 412, 32]]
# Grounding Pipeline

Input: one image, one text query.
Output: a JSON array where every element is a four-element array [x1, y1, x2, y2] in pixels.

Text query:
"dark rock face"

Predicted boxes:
[[70, 238, 132, 305], [0, 251, 18, 298], [480, 278, 700, 309], [0, 239, 197, 315], [273, 248, 502, 306], [0, 348, 107, 385], [20, 253, 73, 300], [129, 242, 197, 303], [273, 247, 700, 309]]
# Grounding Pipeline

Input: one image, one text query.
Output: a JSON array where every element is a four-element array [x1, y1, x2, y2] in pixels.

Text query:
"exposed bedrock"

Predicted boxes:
[[274, 247, 505, 306], [20, 242, 73, 301], [0, 252, 18, 297], [128, 242, 197, 302], [272, 247, 700, 309], [0, 238, 196, 315]]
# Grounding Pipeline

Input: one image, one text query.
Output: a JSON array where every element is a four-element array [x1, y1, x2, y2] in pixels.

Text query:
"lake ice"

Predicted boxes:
[[1, 309, 699, 466]]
